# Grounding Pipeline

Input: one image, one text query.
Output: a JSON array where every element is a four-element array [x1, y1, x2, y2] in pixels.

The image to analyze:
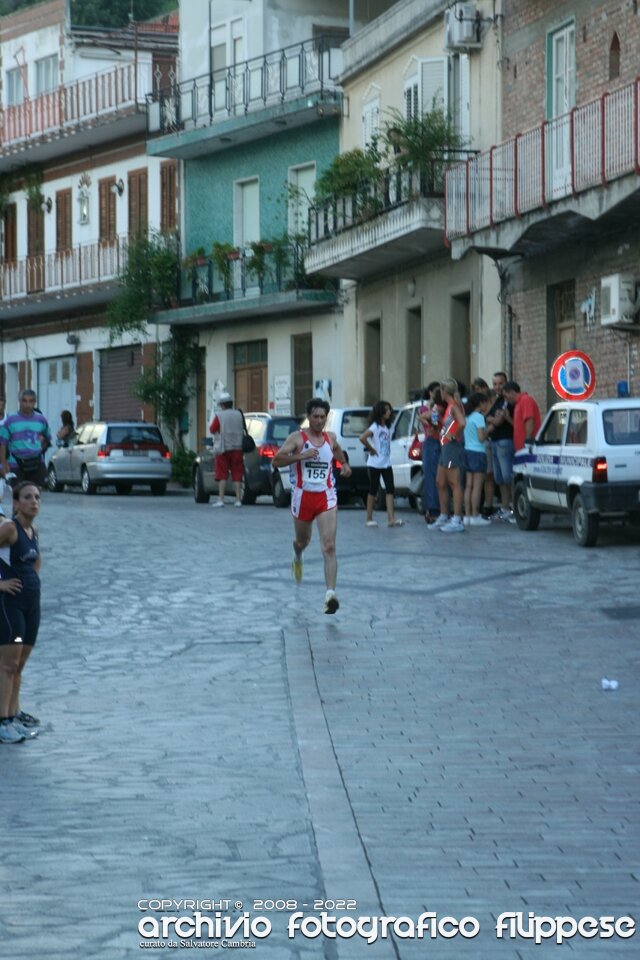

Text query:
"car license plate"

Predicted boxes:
[[123, 450, 146, 456]]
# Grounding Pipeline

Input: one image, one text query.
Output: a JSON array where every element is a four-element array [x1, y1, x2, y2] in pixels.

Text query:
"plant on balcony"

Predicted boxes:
[[211, 241, 239, 297], [381, 105, 468, 194], [22, 165, 45, 209], [107, 232, 180, 340], [246, 241, 272, 290], [181, 246, 208, 270], [313, 145, 382, 206], [0, 173, 17, 213], [270, 233, 293, 286]]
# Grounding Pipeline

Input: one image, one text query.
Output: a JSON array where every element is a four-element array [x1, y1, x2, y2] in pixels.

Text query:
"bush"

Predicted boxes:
[[170, 447, 196, 487]]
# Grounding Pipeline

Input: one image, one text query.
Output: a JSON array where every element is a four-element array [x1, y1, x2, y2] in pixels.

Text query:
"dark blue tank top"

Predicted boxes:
[[9, 521, 40, 591]]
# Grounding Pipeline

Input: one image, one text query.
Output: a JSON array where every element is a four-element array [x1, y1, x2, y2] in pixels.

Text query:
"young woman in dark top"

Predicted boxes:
[[0, 481, 42, 743]]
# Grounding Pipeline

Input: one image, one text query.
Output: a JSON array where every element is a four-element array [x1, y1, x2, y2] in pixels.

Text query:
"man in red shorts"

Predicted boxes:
[[272, 398, 352, 614], [209, 392, 245, 507]]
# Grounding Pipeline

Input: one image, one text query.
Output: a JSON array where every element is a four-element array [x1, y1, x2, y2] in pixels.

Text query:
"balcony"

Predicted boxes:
[[305, 158, 472, 281], [0, 236, 130, 320], [155, 243, 338, 327], [146, 37, 342, 159], [0, 61, 156, 172], [445, 76, 640, 259]]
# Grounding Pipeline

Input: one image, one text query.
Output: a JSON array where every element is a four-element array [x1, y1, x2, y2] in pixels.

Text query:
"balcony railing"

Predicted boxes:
[[308, 154, 473, 246], [1, 61, 153, 149], [445, 76, 640, 241], [147, 36, 342, 134], [1, 236, 129, 301], [182, 243, 336, 304]]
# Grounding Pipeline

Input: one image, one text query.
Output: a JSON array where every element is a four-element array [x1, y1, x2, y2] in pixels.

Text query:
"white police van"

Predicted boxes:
[[512, 398, 640, 546]]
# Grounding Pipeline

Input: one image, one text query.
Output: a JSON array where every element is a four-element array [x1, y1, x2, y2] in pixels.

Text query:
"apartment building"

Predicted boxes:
[[305, 0, 504, 406], [146, 0, 397, 428], [0, 0, 178, 426], [446, 0, 640, 408]]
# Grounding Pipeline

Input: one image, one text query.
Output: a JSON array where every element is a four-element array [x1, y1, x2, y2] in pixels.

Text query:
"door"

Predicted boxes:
[[27, 202, 45, 293], [389, 405, 418, 492], [37, 356, 76, 456], [548, 23, 575, 199], [529, 407, 566, 508]]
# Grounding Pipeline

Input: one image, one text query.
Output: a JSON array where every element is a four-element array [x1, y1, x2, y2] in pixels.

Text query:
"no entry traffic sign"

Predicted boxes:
[[550, 350, 596, 401]]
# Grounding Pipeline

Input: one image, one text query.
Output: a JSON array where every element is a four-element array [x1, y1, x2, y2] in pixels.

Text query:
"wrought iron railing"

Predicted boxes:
[[181, 243, 336, 304], [0, 236, 130, 300], [147, 36, 342, 134], [0, 61, 154, 149], [308, 154, 474, 246], [445, 76, 640, 240]]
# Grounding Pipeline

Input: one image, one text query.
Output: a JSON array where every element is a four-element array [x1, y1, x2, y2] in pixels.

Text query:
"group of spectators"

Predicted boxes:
[[419, 372, 542, 533]]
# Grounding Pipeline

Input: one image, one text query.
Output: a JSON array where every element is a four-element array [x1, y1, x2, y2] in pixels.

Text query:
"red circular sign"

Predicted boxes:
[[550, 350, 596, 401]]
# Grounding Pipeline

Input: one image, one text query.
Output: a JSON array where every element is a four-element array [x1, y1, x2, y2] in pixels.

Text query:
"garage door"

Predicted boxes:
[[100, 345, 144, 420], [37, 356, 76, 429]]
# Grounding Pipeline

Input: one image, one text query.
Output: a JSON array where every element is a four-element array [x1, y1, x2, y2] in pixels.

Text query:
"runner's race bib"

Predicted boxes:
[[304, 459, 330, 482]]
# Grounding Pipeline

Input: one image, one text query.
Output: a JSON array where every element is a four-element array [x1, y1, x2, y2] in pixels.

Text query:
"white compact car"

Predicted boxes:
[[512, 398, 640, 546]]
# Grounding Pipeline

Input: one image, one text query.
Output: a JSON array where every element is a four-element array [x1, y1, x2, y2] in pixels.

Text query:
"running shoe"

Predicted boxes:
[[440, 517, 465, 533], [291, 554, 303, 583], [234, 501, 242, 508], [324, 591, 340, 615], [11, 719, 38, 739], [470, 515, 491, 526], [0, 719, 25, 744], [15, 710, 40, 727], [427, 514, 449, 530], [211, 500, 225, 508], [388, 519, 405, 527], [365, 520, 378, 527]]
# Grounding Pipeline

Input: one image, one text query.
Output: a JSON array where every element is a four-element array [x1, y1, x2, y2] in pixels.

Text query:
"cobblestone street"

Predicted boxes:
[[1, 490, 638, 959]]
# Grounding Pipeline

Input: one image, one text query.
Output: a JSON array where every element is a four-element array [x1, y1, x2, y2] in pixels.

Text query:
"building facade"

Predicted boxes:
[[0, 0, 178, 428], [446, 0, 640, 409]]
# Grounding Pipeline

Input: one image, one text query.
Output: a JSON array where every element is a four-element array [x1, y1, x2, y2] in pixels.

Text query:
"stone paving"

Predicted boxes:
[[0, 489, 638, 959]]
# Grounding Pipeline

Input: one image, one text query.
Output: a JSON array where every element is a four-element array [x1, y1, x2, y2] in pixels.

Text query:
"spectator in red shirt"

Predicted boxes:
[[503, 381, 542, 452]]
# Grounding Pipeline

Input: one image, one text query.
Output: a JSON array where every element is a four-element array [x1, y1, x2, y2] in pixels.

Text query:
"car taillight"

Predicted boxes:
[[409, 436, 423, 460], [260, 443, 279, 459], [97, 445, 107, 458], [161, 445, 171, 459], [592, 457, 608, 482]]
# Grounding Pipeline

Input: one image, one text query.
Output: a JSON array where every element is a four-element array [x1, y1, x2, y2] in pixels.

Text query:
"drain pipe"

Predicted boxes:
[[349, 0, 354, 36]]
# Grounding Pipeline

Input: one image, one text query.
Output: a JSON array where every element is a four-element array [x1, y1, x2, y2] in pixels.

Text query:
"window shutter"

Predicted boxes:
[[99, 179, 116, 241], [362, 99, 380, 148], [420, 57, 448, 115], [3, 203, 17, 261], [56, 189, 72, 252], [457, 53, 470, 142], [160, 161, 177, 233]]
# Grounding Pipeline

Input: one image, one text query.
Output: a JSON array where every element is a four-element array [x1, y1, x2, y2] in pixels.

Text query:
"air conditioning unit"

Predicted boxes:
[[600, 274, 639, 326], [444, 3, 482, 50]]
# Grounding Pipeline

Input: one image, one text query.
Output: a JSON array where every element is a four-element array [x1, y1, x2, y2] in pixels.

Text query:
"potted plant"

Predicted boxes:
[[181, 246, 208, 270], [211, 241, 240, 297], [246, 240, 271, 290], [269, 234, 292, 289], [381, 105, 467, 195]]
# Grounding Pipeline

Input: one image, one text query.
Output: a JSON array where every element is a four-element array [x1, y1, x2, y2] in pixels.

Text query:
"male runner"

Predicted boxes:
[[272, 398, 352, 614]]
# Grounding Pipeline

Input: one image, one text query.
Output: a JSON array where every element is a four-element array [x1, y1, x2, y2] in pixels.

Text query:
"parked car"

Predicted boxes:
[[512, 397, 640, 546], [270, 406, 372, 506], [46, 421, 171, 495], [388, 401, 425, 511], [193, 413, 300, 504]]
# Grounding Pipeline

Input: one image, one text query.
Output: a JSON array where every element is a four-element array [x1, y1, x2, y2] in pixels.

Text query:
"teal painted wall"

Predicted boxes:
[[183, 119, 339, 253]]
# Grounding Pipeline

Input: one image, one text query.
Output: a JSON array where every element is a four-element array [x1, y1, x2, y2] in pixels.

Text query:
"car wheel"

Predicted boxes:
[[193, 466, 210, 504], [47, 465, 64, 493], [272, 470, 289, 508], [513, 480, 540, 530], [81, 468, 97, 495], [116, 483, 132, 495], [572, 493, 599, 547], [150, 482, 167, 496], [241, 477, 257, 505]]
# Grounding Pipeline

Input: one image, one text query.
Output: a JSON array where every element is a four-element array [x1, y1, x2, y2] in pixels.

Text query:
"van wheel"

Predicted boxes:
[[194, 466, 210, 504], [513, 480, 540, 530], [272, 470, 289, 507], [81, 468, 97, 495], [572, 493, 599, 547]]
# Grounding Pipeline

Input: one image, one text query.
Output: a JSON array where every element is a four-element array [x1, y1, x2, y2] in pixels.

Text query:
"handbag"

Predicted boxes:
[[242, 432, 256, 453], [14, 454, 46, 485]]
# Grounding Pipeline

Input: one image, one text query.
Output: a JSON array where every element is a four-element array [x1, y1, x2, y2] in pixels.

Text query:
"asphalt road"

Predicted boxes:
[[1, 487, 638, 959]]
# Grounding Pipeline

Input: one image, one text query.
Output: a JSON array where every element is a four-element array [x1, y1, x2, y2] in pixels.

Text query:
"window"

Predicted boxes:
[[393, 407, 414, 440], [404, 79, 419, 120], [566, 409, 588, 445], [35, 55, 58, 96], [3, 203, 17, 261], [404, 57, 447, 120], [128, 169, 148, 237], [602, 408, 640, 445], [6, 67, 24, 107], [160, 161, 177, 234], [538, 409, 566, 445], [234, 178, 259, 246], [56, 189, 72, 252], [362, 98, 380, 149], [450, 54, 469, 143], [99, 178, 116, 242], [288, 164, 315, 237]]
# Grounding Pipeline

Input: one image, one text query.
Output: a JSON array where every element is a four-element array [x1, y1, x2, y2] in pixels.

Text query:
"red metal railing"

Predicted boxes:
[[0, 61, 152, 147], [445, 75, 640, 240], [1, 236, 129, 301]]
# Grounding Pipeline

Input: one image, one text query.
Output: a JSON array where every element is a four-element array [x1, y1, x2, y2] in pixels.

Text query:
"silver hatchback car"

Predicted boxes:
[[47, 421, 172, 495]]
